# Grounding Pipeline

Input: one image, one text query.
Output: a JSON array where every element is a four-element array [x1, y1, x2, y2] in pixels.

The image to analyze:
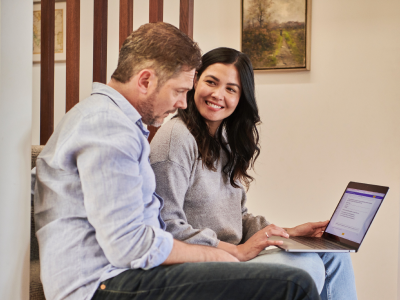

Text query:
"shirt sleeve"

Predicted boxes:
[[151, 160, 219, 247], [240, 188, 270, 243], [73, 109, 173, 270]]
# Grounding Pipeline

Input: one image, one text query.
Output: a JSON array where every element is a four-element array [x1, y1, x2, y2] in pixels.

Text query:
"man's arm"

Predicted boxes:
[[163, 239, 239, 264], [71, 109, 175, 270]]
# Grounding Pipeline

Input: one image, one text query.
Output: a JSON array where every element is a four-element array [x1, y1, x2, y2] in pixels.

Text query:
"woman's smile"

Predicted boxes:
[[205, 100, 223, 110]]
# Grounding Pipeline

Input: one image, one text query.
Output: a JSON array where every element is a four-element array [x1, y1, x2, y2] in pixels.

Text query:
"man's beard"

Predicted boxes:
[[137, 91, 163, 127]]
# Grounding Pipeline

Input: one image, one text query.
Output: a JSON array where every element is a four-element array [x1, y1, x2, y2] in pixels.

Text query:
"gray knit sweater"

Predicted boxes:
[[150, 118, 270, 247]]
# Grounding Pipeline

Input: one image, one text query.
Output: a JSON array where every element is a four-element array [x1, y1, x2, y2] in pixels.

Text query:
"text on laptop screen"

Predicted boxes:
[[325, 188, 384, 243]]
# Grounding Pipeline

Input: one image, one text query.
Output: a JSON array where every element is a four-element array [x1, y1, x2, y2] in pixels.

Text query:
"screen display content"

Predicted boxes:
[[325, 188, 384, 244]]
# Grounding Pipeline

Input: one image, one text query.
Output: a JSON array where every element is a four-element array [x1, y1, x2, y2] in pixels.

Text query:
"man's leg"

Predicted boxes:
[[92, 262, 320, 300], [246, 248, 326, 293], [318, 253, 357, 300]]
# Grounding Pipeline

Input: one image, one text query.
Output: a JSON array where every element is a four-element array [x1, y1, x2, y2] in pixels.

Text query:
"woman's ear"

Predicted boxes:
[[193, 72, 199, 89]]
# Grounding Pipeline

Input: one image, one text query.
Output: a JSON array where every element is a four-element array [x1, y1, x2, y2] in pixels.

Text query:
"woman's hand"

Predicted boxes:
[[285, 220, 329, 237], [217, 224, 289, 262]]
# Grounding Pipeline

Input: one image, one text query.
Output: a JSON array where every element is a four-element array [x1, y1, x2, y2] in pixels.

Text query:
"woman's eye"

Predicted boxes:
[[205, 80, 216, 85], [227, 88, 236, 93]]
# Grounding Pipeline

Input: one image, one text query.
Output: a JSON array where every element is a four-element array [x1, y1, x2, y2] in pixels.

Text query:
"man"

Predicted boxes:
[[34, 22, 320, 300]]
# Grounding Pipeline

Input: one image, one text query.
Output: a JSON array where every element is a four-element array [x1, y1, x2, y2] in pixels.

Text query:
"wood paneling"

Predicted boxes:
[[66, 0, 80, 112], [93, 0, 108, 84], [149, 0, 163, 23], [179, 0, 194, 39], [119, 0, 133, 49], [40, 0, 55, 144], [148, 0, 164, 141]]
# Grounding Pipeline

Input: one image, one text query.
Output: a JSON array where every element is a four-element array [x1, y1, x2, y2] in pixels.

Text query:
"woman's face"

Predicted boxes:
[[194, 63, 241, 135]]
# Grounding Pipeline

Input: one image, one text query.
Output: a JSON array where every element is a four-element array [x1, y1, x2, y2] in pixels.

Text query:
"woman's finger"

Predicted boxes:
[[266, 227, 289, 238], [266, 240, 284, 247]]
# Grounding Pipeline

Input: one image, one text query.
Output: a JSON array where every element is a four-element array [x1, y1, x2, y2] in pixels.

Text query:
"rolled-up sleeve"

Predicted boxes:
[[74, 109, 173, 270]]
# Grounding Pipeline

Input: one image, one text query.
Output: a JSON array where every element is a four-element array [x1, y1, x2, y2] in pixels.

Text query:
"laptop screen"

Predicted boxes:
[[325, 187, 385, 244]]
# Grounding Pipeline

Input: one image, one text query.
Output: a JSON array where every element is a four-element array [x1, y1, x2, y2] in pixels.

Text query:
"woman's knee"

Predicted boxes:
[[249, 250, 326, 293], [290, 253, 325, 293]]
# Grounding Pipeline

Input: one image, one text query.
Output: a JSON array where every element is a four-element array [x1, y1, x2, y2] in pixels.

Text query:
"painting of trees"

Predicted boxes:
[[242, 0, 310, 70], [247, 0, 273, 27]]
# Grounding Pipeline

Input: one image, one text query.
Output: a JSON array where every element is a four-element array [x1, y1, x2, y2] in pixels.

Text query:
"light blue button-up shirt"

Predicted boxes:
[[34, 83, 173, 300]]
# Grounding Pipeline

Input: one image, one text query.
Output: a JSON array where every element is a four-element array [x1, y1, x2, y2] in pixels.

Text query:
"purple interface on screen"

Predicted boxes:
[[325, 188, 384, 243]]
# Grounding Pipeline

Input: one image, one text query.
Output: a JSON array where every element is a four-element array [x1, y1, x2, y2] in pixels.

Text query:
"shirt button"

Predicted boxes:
[[100, 284, 106, 290]]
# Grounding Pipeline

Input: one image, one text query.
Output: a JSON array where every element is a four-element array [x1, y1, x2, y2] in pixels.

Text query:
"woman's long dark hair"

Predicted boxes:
[[178, 47, 261, 190]]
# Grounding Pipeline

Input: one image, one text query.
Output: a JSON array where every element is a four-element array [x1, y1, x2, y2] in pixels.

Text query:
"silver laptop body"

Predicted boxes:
[[269, 182, 389, 253]]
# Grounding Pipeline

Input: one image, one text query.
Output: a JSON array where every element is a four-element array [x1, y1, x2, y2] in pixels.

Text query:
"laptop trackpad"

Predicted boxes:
[[268, 236, 312, 251]]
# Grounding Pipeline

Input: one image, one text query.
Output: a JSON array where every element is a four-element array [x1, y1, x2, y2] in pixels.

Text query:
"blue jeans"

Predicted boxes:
[[92, 261, 321, 300], [247, 249, 357, 300]]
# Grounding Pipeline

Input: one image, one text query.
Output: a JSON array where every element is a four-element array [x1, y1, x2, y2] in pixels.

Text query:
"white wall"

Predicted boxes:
[[31, 0, 400, 299], [0, 0, 32, 299]]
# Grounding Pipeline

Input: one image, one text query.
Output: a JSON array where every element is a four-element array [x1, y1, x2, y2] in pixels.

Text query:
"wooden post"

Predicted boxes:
[[119, 0, 133, 49], [93, 0, 108, 84], [179, 0, 194, 39], [40, 0, 55, 144], [66, 0, 80, 112], [147, 0, 163, 142], [149, 0, 163, 23]]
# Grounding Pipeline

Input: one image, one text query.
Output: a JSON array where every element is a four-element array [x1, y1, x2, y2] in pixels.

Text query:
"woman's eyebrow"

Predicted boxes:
[[227, 82, 241, 90], [205, 75, 241, 90], [205, 75, 220, 82]]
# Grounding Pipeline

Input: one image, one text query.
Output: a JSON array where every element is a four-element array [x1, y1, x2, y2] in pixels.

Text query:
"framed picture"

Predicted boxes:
[[241, 0, 311, 71], [33, 1, 66, 63]]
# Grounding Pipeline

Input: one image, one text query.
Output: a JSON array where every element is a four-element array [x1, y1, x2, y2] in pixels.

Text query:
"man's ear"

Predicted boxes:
[[137, 69, 157, 94]]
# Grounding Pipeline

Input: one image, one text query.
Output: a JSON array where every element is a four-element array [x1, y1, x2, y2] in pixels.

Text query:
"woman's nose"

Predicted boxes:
[[211, 87, 224, 101]]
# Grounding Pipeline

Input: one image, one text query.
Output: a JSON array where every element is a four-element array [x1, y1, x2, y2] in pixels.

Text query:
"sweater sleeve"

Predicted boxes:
[[150, 119, 219, 247], [240, 187, 271, 243]]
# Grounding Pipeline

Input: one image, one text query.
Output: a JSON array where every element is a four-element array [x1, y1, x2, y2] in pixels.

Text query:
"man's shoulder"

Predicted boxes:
[[75, 93, 121, 117], [38, 93, 144, 166]]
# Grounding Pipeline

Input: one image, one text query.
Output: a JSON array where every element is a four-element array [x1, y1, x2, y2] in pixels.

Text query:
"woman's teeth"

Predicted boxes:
[[206, 101, 222, 109]]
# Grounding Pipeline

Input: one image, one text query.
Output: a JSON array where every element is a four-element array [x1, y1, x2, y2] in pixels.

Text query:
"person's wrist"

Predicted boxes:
[[284, 227, 295, 237], [236, 244, 248, 262]]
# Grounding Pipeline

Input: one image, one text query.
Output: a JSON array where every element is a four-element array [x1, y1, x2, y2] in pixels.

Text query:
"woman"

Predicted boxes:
[[150, 47, 357, 299]]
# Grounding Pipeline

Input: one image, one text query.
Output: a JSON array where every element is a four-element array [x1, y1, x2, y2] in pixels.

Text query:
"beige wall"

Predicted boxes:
[[1, 0, 32, 299], [31, 0, 400, 299]]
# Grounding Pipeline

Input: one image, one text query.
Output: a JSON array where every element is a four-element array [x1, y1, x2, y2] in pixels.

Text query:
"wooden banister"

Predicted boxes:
[[179, 0, 194, 39], [119, 0, 133, 49], [149, 0, 163, 23], [148, 0, 164, 142], [66, 0, 80, 112], [93, 0, 108, 84], [40, 0, 55, 145]]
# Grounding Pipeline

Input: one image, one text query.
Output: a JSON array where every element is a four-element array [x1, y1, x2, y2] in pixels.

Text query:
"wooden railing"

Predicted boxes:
[[39, 0, 194, 144]]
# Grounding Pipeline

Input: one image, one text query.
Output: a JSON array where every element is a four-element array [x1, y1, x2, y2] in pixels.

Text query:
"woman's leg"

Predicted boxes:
[[246, 248, 326, 294], [318, 252, 357, 300]]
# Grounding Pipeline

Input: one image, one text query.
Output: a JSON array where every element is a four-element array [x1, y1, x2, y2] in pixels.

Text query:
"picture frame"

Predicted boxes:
[[33, 1, 67, 63], [241, 0, 311, 71]]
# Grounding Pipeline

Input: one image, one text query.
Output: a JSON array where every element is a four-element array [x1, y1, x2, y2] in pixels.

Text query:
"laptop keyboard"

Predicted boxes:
[[290, 236, 350, 250]]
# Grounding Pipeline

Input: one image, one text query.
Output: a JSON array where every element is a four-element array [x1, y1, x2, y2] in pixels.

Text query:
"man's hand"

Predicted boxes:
[[285, 220, 329, 237], [218, 224, 288, 262]]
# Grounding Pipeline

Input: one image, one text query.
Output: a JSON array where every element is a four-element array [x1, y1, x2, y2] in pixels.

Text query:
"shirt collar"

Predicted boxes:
[[91, 82, 149, 137]]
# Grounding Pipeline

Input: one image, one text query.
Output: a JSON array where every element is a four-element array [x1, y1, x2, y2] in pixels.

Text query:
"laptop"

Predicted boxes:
[[268, 182, 389, 252]]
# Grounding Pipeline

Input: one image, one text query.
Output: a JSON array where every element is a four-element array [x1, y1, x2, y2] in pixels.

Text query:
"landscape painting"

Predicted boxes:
[[242, 0, 310, 70]]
